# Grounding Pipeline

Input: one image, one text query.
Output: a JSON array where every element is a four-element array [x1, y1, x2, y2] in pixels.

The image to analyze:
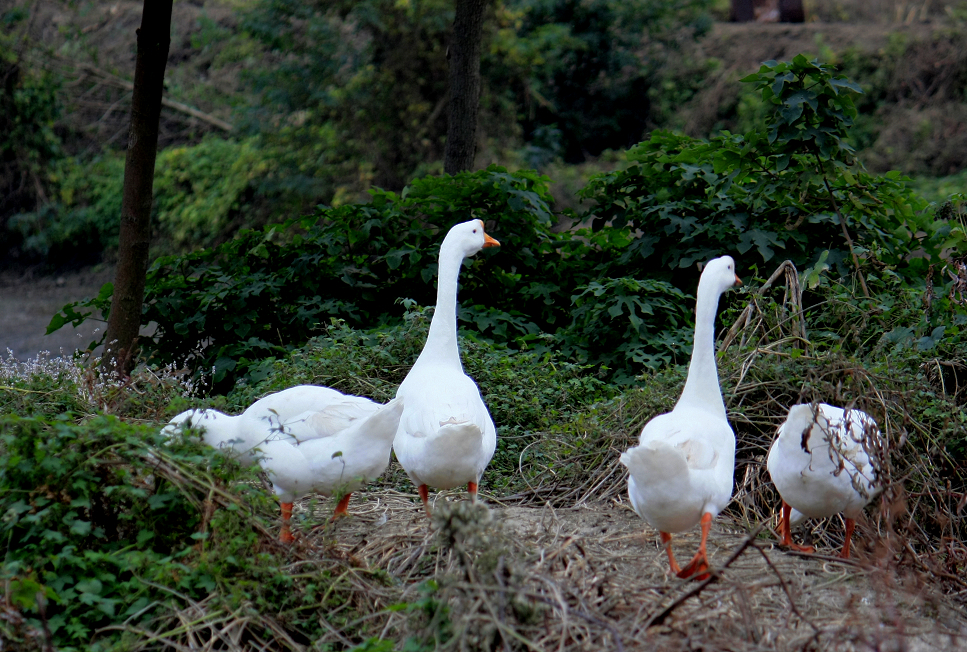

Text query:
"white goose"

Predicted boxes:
[[393, 219, 500, 516], [767, 403, 878, 558], [162, 385, 382, 466], [258, 398, 404, 542], [620, 256, 742, 580], [162, 385, 390, 541]]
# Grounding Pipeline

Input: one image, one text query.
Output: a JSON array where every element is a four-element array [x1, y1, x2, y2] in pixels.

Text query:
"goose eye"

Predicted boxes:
[[473, 229, 477, 233]]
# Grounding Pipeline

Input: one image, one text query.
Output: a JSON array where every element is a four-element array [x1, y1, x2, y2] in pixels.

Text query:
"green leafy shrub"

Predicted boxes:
[[580, 56, 966, 286], [7, 137, 277, 266], [53, 165, 690, 388], [0, 415, 273, 650], [492, 0, 713, 162], [52, 58, 967, 395], [0, 26, 63, 265]]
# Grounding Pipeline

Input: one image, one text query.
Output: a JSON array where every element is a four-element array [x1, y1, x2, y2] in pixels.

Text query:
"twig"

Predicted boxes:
[[752, 545, 821, 632], [645, 520, 767, 628], [68, 61, 233, 131], [821, 176, 870, 298]]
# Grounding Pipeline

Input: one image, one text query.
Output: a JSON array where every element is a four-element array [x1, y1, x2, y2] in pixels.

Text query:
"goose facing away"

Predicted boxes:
[[257, 398, 404, 543], [620, 255, 741, 580], [767, 403, 879, 558], [393, 219, 500, 516]]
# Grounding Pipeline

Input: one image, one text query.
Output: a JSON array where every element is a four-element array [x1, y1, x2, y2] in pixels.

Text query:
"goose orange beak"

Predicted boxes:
[[483, 233, 500, 248], [734, 275, 743, 286]]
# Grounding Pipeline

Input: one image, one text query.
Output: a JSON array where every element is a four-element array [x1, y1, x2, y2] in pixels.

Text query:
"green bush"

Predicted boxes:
[[7, 137, 277, 266], [580, 56, 966, 285], [0, 415, 274, 650], [0, 24, 63, 264], [52, 57, 967, 396], [53, 164, 693, 388], [492, 0, 713, 162]]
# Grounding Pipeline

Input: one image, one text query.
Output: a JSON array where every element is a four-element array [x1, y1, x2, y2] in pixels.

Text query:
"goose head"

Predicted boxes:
[[441, 219, 500, 260], [700, 255, 742, 295], [161, 408, 235, 443]]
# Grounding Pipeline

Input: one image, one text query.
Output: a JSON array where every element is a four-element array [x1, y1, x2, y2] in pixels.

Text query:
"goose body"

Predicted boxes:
[[767, 403, 878, 557], [258, 398, 405, 541], [620, 255, 741, 579], [162, 385, 388, 542], [162, 385, 381, 466], [393, 219, 500, 515]]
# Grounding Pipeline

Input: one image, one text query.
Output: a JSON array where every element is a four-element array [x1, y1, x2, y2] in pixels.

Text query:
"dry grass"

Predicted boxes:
[[129, 489, 967, 651]]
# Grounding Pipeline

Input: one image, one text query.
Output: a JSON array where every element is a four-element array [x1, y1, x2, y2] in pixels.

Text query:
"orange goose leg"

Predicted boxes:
[[677, 513, 713, 581], [280, 502, 295, 544], [779, 501, 815, 553], [660, 531, 681, 575], [467, 481, 478, 503], [418, 484, 431, 517], [840, 518, 855, 559], [332, 493, 352, 520]]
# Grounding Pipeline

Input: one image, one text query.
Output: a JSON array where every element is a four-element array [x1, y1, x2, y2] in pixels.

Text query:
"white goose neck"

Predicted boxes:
[[415, 240, 464, 370], [675, 275, 726, 418]]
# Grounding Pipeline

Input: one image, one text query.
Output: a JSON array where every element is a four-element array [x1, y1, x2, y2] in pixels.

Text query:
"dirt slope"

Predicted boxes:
[[284, 490, 967, 651]]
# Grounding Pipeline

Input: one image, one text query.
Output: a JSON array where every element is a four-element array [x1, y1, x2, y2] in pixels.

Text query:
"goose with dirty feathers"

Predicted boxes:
[[257, 397, 404, 542], [768, 403, 878, 558], [393, 219, 500, 516], [162, 385, 384, 466], [621, 256, 742, 580], [162, 385, 391, 541]]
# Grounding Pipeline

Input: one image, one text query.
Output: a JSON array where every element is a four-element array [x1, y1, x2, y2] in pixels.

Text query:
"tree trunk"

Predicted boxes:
[[444, 0, 487, 174], [102, 0, 172, 375], [731, 0, 755, 21], [779, 0, 806, 22]]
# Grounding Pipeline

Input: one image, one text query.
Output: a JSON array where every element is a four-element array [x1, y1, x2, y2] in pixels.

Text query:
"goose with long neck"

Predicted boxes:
[[620, 255, 741, 580], [768, 403, 879, 558], [394, 219, 500, 516]]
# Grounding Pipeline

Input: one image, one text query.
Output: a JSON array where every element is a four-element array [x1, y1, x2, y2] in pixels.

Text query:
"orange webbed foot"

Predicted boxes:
[[331, 493, 352, 521], [279, 501, 295, 544], [677, 552, 710, 581], [780, 540, 815, 554]]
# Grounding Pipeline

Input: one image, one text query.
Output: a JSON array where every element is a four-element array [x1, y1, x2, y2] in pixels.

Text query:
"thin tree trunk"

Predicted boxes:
[[779, 0, 806, 22], [102, 0, 172, 375], [731, 0, 755, 21], [444, 0, 487, 174]]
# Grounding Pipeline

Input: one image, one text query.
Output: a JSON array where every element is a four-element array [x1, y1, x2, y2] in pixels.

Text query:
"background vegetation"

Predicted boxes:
[[2, 0, 967, 649]]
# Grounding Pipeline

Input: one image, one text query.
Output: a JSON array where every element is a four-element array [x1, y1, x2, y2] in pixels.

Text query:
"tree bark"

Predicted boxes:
[[779, 0, 806, 22], [730, 0, 755, 22], [444, 0, 487, 174], [102, 0, 172, 375]]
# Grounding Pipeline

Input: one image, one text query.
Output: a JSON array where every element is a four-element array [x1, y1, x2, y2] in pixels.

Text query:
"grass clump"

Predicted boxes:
[[228, 306, 614, 494]]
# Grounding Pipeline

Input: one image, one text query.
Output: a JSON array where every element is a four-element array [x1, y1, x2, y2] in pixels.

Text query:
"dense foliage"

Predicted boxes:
[[581, 56, 964, 285], [240, 0, 714, 192], [0, 18, 61, 261], [0, 414, 284, 650], [49, 58, 967, 393]]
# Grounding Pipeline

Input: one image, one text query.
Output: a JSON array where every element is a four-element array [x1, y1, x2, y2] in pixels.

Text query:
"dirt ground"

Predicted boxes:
[[285, 490, 967, 651], [0, 266, 114, 361]]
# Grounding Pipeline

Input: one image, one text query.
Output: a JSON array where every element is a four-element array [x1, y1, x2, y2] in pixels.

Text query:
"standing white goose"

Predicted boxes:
[[258, 398, 404, 542], [393, 219, 500, 516], [767, 403, 878, 558], [620, 256, 741, 580]]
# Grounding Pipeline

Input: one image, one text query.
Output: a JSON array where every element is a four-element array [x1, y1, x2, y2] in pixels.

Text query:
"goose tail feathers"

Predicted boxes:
[[620, 441, 690, 485]]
